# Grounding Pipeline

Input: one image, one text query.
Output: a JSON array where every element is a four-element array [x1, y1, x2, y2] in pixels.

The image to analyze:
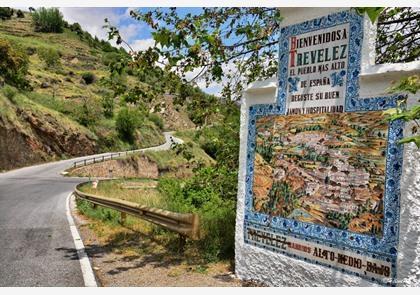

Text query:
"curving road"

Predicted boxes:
[[0, 132, 182, 286]]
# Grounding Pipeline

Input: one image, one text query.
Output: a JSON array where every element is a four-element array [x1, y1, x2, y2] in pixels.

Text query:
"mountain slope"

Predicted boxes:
[[0, 12, 196, 171]]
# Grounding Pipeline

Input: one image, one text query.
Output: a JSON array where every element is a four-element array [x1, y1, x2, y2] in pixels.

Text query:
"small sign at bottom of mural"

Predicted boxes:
[[244, 11, 403, 286], [246, 226, 392, 280]]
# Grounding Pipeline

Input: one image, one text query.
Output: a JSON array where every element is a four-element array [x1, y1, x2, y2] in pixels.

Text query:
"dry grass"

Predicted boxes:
[[79, 178, 164, 209]]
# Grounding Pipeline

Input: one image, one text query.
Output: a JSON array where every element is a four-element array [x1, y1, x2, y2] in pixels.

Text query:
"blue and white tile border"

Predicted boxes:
[[243, 10, 406, 286]]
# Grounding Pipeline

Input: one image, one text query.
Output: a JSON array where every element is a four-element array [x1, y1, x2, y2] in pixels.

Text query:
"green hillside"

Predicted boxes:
[[0, 11, 200, 170]]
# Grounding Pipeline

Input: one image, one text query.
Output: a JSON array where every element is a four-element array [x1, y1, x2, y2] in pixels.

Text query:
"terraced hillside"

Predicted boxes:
[[0, 12, 197, 171]]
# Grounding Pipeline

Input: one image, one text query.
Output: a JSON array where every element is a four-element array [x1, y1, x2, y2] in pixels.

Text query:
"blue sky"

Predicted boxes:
[[57, 7, 223, 95]]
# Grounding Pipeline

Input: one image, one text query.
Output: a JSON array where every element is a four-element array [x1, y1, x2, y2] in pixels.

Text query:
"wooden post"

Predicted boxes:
[[120, 212, 127, 225], [191, 213, 200, 240], [178, 234, 186, 254]]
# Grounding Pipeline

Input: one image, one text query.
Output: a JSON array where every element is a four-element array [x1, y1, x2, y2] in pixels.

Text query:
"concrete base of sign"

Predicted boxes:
[[235, 68, 420, 286]]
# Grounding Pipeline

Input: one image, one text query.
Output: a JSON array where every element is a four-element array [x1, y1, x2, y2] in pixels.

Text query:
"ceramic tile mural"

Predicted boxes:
[[243, 11, 405, 286]]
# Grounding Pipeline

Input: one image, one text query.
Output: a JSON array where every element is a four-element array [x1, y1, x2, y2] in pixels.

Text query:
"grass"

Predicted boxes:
[[75, 180, 234, 271], [143, 149, 189, 170], [144, 129, 214, 171], [136, 119, 166, 149], [78, 178, 164, 209]]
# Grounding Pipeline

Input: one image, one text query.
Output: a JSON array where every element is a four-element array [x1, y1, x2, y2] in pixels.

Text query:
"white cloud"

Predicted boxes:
[[60, 8, 148, 51], [130, 38, 157, 52], [184, 61, 240, 97], [59, 7, 124, 41], [119, 23, 144, 42]]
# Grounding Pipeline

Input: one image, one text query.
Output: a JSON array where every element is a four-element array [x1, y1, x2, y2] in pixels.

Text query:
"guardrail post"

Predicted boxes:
[[102, 156, 104, 162], [84, 159, 86, 166], [119, 212, 127, 225], [178, 234, 186, 254], [191, 214, 200, 240]]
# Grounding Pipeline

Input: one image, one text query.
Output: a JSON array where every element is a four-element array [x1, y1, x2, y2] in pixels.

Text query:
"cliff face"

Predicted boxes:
[[0, 97, 97, 171]]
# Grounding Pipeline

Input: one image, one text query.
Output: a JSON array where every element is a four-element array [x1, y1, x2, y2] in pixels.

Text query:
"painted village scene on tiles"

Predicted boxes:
[[252, 111, 388, 237]]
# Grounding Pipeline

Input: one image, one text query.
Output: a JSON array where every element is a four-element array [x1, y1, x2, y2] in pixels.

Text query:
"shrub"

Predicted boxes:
[[2, 85, 18, 102], [69, 22, 83, 35], [16, 10, 24, 18], [0, 39, 29, 89], [0, 7, 14, 20], [81, 72, 96, 85], [148, 113, 164, 130], [31, 7, 64, 33], [102, 52, 123, 66], [26, 47, 36, 56], [75, 96, 102, 127], [158, 170, 236, 261], [115, 107, 141, 143], [38, 47, 61, 68], [101, 95, 114, 118]]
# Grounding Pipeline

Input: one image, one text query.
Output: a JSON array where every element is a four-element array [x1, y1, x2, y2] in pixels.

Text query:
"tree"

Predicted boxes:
[[105, 7, 419, 100], [385, 75, 420, 148], [0, 7, 14, 20], [31, 7, 65, 33], [115, 107, 141, 143], [375, 7, 420, 64], [105, 8, 282, 100]]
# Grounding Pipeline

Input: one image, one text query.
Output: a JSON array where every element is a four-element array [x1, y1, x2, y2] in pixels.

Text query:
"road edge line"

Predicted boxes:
[[66, 192, 98, 287]]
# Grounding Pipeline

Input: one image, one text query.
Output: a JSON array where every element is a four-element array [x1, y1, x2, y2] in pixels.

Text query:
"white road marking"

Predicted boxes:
[[65, 192, 98, 287]]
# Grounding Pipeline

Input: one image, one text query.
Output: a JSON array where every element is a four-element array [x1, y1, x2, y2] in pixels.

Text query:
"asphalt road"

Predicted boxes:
[[0, 132, 182, 286]]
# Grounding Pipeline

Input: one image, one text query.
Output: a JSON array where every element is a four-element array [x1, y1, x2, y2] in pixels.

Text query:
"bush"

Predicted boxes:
[[38, 47, 61, 68], [69, 22, 83, 35], [158, 170, 236, 261], [101, 95, 114, 118], [115, 107, 141, 143], [0, 7, 14, 20], [148, 113, 164, 130], [75, 96, 102, 127], [31, 7, 64, 33], [81, 72, 96, 85], [102, 52, 123, 66], [1, 85, 18, 102], [26, 47, 36, 56], [0, 39, 29, 89], [16, 10, 24, 18]]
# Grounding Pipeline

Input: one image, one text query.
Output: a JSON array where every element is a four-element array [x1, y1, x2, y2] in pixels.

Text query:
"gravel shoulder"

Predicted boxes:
[[70, 195, 242, 287]]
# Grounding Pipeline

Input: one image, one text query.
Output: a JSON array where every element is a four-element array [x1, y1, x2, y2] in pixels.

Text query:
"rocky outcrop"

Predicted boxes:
[[0, 105, 98, 171], [153, 94, 196, 131], [19, 109, 97, 157], [0, 117, 47, 171]]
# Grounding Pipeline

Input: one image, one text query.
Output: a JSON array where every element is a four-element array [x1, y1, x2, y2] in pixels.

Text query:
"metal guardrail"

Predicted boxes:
[[72, 150, 144, 168], [73, 181, 200, 240]]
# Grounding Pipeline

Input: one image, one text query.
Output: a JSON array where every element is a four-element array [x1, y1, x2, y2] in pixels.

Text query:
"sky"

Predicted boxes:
[[57, 7, 223, 95]]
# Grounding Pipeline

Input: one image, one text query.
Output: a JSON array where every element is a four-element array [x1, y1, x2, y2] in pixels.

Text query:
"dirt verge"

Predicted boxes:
[[70, 196, 242, 287]]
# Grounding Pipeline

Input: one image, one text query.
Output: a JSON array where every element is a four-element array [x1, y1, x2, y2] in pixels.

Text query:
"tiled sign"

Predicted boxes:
[[243, 10, 405, 286]]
